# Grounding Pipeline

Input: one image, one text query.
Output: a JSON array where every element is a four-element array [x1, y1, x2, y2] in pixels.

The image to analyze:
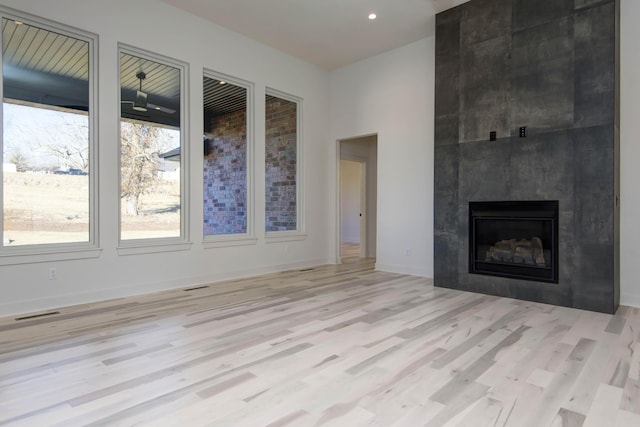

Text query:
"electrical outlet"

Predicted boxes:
[[405, 248, 411, 256], [519, 126, 527, 137], [49, 268, 57, 280], [285, 245, 289, 254]]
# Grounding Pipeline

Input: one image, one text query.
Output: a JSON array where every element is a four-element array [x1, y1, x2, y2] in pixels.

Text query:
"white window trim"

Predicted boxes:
[[202, 70, 257, 249], [264, 87, 305, 242], [203, 235, 259, 249], [264, 233, 307, 244], [0, 7, 100, 265], [117, 44, 191, 256], [117, 240, 192, 256]]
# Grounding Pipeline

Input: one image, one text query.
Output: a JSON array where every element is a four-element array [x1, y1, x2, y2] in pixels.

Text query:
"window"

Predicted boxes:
[[1, 11, 98, 262], [118, 47, 189, 251], [203, 72, 255, 245], [265, 89, 303, 238]]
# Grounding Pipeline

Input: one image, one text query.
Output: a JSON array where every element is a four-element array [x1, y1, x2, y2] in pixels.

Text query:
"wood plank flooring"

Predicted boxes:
[[1, 259, 639, 426], [340, 242, 361, 260]]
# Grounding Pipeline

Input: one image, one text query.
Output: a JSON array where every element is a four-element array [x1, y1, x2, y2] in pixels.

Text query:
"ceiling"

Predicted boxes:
[[2, 18, 89, 111], [120, 52, 181, 127], [203, 77, 247, 118], [161, 0, 471, 69]]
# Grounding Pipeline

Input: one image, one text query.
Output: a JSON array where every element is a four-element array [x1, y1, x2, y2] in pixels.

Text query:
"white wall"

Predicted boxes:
[[330, 38, 435, 277], [0, 0, 331, 316], [620, 0, 640, 307], [340, 160, 361, 243]]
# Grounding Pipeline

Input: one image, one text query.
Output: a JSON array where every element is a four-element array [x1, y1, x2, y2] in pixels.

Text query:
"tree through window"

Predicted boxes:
[[1, 16, 96, 250], [118, 48, 186, 243]]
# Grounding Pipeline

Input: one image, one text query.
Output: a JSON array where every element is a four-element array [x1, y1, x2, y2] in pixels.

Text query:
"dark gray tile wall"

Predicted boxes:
[[434, 0, 619, 313], [511, 17, 574, 134], [574, 2, 616, 128]]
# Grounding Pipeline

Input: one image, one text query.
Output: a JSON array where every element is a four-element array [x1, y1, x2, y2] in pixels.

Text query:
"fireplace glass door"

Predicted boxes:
[[469, 201, 558, 283]]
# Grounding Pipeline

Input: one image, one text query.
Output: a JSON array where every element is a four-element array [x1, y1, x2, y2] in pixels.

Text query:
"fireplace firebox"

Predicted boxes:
[[469, 201, 559, 283]]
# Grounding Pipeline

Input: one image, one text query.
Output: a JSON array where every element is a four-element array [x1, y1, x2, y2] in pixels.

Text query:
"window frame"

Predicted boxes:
[[0, 7, 100, 265], [264, 87, 305, 243], [202, 70, 257, 249], [116, 44, 191, 255]]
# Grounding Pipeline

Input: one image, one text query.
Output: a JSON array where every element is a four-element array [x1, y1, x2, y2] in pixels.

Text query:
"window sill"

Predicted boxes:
[[0, 246, 102, 266], [203, 235, 259, 249], [117, 240, 192, 256], [265, 232, 307, 244]]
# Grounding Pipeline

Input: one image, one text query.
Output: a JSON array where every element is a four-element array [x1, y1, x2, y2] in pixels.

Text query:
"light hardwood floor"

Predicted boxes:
[[340, 242, 361, 260], [1, 259, 639, 426]]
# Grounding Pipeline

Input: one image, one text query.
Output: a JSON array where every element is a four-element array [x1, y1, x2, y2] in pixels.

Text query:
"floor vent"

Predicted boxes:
[[15, 311, 60, 321], [184, 286, 209, 292]]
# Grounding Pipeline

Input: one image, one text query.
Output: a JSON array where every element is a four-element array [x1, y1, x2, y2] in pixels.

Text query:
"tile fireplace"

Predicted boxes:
[[433, 0, 619, 313]]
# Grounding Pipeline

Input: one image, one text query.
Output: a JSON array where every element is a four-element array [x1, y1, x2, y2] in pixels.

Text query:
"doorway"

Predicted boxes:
[[338, 135, 377, 261]]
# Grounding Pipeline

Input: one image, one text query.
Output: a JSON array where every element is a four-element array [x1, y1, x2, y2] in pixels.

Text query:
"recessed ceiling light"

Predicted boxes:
[[219, 81, 226, 85], [368, 13, 377, 20]]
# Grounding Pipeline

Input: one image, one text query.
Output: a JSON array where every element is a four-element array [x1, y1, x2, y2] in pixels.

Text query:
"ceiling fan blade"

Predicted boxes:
[[120, 92, 149, 112], [146, 102, 176, 114]]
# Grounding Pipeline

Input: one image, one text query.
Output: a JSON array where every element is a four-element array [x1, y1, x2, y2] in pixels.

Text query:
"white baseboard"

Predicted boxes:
[[621, 292, 640, 309], [374, 263, 431, 278], [192, 258, 335, 286], [0, 258, 332, 318]]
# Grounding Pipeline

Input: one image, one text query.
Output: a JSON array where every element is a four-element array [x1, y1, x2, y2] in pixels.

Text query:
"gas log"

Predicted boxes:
[[485, 237, 545, 266]]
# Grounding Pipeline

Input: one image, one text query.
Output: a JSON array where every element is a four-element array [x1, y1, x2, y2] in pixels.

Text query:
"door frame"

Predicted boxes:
[[336, 134, 377, 263]]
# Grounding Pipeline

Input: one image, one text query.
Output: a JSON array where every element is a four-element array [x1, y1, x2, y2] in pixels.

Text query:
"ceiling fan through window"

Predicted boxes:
[[121, 71, 175, 114]]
